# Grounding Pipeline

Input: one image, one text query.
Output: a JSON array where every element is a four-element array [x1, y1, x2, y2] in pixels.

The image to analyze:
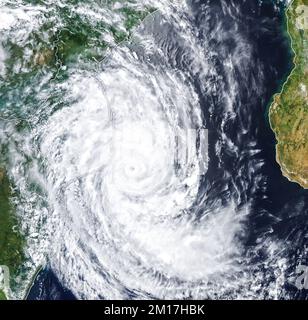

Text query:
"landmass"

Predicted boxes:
[[0, 1, 155, 299], [0, 290, 7, 300], [0, 169, 25, 300], [269, 0, 308, 188]]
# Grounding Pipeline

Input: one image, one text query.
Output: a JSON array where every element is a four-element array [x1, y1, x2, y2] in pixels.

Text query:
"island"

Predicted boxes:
[[269, 0, 308, 189]]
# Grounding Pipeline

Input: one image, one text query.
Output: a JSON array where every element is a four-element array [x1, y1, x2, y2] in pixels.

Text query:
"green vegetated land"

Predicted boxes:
[[0, 169, 24, 300], [0, 1, 155, 299], [0, 290, 7, 300], [4, 2, 155, 78], [269, 0, 308, 188]]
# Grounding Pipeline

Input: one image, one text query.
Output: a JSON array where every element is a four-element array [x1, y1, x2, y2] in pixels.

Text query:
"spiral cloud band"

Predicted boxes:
[[40, 41, 214, 299]]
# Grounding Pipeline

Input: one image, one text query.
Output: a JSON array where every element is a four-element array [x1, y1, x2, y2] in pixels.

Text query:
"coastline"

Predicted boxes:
[[268, 0, 308, 189]]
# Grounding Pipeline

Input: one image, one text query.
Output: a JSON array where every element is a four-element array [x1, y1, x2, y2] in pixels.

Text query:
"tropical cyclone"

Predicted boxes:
[[1, 0, 296, 300], [269, 0, 308, 188]]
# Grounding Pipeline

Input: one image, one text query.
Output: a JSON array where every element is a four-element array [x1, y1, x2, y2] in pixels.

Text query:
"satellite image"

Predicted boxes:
[[0, 0, 308, 302]]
